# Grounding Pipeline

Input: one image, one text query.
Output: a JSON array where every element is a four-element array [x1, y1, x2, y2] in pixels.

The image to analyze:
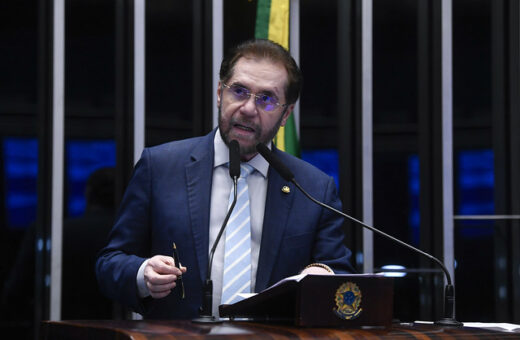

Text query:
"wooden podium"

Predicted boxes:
[[41, 320, 520, 339], [40, 274, 520, 339], [219, 274, 393, 327]]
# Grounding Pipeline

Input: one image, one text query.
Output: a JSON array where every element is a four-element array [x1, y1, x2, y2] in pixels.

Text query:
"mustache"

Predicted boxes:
[[229, 117, 260, 131]]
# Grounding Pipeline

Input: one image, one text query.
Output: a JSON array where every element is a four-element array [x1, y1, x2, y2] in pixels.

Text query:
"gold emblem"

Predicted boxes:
[[334, 282, 362, 320], [281, 186, 290, 194]]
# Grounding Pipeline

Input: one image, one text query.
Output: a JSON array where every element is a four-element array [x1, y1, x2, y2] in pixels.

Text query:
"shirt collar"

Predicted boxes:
[[213, 128, 270, 178]]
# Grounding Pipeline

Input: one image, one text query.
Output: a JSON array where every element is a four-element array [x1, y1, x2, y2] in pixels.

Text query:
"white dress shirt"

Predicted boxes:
[[209, 130, 269, 316]]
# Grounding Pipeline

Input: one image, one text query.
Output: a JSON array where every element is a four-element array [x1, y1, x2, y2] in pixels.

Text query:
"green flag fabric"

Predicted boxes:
[[255, 0, 300, 157]]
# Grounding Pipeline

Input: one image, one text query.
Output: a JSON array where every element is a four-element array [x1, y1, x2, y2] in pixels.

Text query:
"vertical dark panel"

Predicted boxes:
[[372, 0, 421, 322], [0, 145, 4, 237], [453, 0, 494, 322], [223, 0, 256, 52], [337, 0, 364, 270], [36, 0, 53, 337], [113, 0, 136, 319], [0, 1, 40, 338], [192, 0, 204, 136], [300, 0, 339, 148], [192, 0, 213, 136], [492, 0, 520, 323], [509, 1, 520, 323], [114, 0, 135, 205], [145, 1, 198, 145], [61, 0, 117, 321], [203, 0, 214, 134], [492, 0, 510, 320], [491, 0, 511, 322], [417, 0, 445, 321]]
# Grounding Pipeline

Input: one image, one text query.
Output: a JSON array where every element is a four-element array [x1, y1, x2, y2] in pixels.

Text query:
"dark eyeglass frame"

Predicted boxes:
[[221, 83, 288, 112]]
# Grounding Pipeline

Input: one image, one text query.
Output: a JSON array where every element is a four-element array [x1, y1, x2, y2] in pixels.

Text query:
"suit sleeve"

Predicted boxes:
[[312, 176, 355, 274], [95, 149, 152, 312]]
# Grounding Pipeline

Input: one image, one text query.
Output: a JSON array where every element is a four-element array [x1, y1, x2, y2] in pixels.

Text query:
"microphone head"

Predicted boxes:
[[255, 143, 295, 181], [228, 140, 241, 178]]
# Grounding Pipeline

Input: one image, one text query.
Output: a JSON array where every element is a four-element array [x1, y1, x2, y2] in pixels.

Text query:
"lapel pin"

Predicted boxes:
[[281, 185, 290, 194]]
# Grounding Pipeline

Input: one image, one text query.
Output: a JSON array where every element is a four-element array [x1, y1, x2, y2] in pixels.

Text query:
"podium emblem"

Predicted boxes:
[[334, 282, 362, 320]]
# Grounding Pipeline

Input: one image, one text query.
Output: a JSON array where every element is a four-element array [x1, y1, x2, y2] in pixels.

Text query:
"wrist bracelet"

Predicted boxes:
[[304, 263, 334, 273]]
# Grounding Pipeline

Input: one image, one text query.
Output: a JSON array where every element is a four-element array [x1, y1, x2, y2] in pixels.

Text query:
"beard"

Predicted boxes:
[[218, 104, 286, 158]]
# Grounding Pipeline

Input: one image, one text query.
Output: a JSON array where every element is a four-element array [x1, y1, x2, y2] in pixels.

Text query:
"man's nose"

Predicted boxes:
[[240, 95, 258, 115]]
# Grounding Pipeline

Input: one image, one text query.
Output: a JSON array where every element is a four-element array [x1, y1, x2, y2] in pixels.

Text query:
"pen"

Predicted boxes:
[[172, 242, 185, 299]]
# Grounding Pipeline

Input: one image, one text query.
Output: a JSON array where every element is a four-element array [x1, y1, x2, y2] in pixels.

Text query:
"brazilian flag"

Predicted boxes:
[[255, 0, 300, 157]]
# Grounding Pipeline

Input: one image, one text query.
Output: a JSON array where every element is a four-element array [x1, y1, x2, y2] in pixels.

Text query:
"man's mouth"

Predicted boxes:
[[234, 123, 255, 133]]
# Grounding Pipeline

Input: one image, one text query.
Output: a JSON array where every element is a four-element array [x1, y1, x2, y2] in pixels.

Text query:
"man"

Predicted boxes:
[[96, 39, 353, 319]]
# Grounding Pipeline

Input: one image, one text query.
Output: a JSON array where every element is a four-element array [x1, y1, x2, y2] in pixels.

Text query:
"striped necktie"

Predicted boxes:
[[221, 163, 254, 305]]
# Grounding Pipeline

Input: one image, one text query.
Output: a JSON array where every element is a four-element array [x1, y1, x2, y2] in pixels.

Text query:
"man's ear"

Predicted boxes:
[[217, 82, 222, 107], [280, 104, 295, 127]]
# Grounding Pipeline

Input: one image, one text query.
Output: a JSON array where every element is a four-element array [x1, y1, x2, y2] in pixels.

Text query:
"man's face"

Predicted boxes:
[[217, 57, 294, 161]]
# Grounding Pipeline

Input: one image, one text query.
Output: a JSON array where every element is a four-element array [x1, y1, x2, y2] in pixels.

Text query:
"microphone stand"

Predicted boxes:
[[291, 180, 462, 327], [255, 143, 462, 327], [192, 179, 237, 323]]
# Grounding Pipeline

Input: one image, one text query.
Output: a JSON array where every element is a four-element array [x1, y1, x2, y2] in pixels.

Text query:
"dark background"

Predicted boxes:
[[1, 0, 518, 339]]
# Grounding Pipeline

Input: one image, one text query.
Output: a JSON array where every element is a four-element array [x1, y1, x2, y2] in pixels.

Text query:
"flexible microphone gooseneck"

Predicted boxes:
[[192, 140, 241, 324], [256, 142, 463, 327]]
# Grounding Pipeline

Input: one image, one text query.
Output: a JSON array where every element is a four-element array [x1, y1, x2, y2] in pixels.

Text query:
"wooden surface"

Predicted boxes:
[[41, 319, 520, 340]]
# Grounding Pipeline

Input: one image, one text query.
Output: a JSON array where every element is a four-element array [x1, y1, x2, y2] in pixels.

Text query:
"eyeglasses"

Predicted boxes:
[[222, 83, 288, 112]]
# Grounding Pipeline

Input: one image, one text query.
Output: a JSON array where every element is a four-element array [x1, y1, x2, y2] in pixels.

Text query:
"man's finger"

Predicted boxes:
[[148, 255, 181, 275], [144, 273, 177, 285], [148, 281, 176, 294], [150, 289, 172, 299]]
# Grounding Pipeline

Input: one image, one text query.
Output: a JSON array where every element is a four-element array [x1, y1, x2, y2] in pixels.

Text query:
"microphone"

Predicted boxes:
[[193, 139, 240, 323], [256, 142, 463, 327], [228, 139, 241, 178]]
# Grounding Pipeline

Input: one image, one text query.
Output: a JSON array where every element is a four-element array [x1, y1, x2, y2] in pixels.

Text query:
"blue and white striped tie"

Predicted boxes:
[[221, 163, 254, 305]]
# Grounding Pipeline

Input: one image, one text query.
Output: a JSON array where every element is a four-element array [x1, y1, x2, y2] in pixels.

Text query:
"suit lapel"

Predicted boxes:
[[186, 131, 215, 283], [255, 149, 295, 292]]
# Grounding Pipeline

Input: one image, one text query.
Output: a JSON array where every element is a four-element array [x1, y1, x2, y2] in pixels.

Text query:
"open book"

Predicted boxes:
[[237, 272, 384, 301]]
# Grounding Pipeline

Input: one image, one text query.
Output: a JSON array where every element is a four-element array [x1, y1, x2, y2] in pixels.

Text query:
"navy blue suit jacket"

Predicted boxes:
[[96, 129, 353, 319]]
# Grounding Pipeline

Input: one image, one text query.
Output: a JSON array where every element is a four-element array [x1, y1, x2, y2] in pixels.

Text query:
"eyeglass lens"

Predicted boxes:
[[227, 84, 279, 112]]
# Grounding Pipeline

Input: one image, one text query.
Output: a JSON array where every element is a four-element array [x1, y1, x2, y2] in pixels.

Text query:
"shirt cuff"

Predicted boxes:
[[136, 259, 150, 298]]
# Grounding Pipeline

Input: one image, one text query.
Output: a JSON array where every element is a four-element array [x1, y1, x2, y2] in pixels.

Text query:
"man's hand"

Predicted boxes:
[[143, 255, 187, 299], [301, 263, 334, 275]]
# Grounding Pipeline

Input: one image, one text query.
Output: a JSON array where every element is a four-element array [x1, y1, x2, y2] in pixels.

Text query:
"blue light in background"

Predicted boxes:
[[4, 139, 494, 238], [3, 137, 38, 229], [301, 149, 339, 190], [2, 138, 117, 228], [456, 149, 494, 237], [66, 140, 116, 217], [408, 149, 494, 240], [457, 150, 494, 215], [408, 154, 420, 246]]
